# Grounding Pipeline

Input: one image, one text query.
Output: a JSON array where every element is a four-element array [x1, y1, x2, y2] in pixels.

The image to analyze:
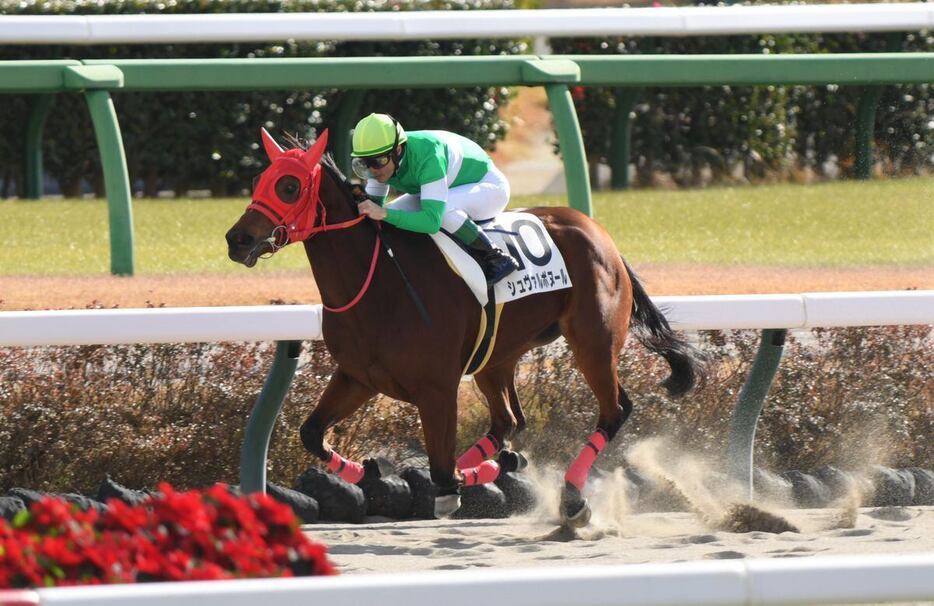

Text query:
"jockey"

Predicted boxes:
[[351, 113, 520, 286]]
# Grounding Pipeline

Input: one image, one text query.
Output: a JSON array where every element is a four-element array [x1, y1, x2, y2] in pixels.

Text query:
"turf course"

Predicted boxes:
[[1, 178, 931, 275]]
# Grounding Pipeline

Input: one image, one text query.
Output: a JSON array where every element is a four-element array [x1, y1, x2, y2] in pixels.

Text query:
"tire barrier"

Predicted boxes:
[[452, 484, 510, 520], [495, 472, 538, 516], [0, 496, 25, 522], [783, 471, 834, 509], [265, 482, 320, 524], [909, 468, 934, 505], [2, 464, 931, 526], [97, 475, 155, 507], [399, 467, 439, 519], [357, 459, 414, 519], [293, 468, 366, 523], [753, 469, 794, 504], [869, 466, 917, 507], [7, 487, 107, 514]]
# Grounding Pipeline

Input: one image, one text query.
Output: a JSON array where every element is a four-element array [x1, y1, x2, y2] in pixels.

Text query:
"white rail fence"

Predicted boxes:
[[2, 3, 934, 44], [1, 290, 932, 346], [2, 553, 934, 605]]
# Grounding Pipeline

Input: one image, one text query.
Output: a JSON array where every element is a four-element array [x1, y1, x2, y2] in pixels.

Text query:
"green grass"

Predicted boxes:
[[1, 177, 932, 275], [529, 177, 934, 267]]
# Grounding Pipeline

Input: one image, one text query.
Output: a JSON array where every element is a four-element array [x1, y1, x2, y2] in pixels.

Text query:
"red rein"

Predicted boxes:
[[322, 232, 381, 313], [302, 202, 380, 314]]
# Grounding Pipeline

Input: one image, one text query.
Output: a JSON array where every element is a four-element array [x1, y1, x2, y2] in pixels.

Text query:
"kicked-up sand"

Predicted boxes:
[[307, 443, 934, 576]]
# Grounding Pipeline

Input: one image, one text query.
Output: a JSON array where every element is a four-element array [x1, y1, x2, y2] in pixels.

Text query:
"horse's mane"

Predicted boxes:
[[282, 131, 355, 199]]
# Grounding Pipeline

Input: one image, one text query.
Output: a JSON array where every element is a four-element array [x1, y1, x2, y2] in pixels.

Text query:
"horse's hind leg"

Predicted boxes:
[[299, 368, 377, 484], [559, 309, 634, 526], [562, 382, 633, 526]]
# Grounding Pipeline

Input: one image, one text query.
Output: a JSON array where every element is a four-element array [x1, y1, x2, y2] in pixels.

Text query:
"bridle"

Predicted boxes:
[[246, 129, 381, 314], [245, 128, 428, 323]]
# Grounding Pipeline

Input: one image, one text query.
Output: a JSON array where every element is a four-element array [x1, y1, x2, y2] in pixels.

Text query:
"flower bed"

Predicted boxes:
[[0, 483, 335, 588]]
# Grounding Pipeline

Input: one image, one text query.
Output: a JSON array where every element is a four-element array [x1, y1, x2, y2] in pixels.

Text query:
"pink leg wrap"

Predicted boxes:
[[461, 460, 501, 486], [456, 433, 500, 470], [564, 430, 608, 491], [326, 450, 364, 484]]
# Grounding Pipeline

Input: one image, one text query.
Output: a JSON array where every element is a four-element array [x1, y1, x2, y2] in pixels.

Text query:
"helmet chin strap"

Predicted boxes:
[[390, 143, 405, 178], [386, 114, 404, 177]]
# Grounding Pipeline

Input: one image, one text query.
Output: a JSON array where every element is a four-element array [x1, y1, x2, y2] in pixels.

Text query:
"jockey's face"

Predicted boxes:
[[368, 145, 402, 183], [369, 158, 394, 183]]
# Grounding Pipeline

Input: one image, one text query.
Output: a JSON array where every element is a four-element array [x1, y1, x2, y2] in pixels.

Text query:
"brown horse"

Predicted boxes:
[[225, 129, 702, 525]]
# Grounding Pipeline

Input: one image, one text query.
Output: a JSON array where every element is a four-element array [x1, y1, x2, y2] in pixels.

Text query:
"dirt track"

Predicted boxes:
[[1, 264, 931, 310]]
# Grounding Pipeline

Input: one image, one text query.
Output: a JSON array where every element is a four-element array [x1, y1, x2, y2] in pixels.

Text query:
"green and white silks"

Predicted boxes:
[[363, 130, 510, 238]]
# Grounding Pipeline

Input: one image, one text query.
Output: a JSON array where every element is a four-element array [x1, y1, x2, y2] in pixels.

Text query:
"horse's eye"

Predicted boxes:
[[275, 176, 302, 203]]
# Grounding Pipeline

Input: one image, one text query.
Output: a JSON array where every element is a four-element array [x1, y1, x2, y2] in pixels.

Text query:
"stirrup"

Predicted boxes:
[[484, 252, 519, 285]]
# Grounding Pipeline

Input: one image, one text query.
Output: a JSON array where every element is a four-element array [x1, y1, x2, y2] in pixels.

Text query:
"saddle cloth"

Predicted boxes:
[[429, 211, 572, 308], [430, 211, 573, 376]]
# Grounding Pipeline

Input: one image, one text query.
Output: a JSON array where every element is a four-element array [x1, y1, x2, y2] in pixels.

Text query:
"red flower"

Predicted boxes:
[[0, 484, 336, 589]]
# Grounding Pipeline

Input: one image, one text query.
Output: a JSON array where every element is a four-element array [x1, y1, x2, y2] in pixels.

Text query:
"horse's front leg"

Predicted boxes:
[[300, 367, 377, 484], [415, 386, 463, 518]]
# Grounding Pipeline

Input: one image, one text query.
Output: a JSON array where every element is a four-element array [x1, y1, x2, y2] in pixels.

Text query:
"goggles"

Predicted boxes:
[[352, 153, 392, 180]]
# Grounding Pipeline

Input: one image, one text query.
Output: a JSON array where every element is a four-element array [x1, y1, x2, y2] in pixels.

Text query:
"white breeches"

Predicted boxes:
[[388, 166, 510, 232]]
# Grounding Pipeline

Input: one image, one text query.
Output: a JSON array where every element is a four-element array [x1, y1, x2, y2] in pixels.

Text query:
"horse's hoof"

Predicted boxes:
[[434, 494, 462, 519], [560, 482, 591, 528], [497, 450, 529, 473], [562, 499, 592, 529]]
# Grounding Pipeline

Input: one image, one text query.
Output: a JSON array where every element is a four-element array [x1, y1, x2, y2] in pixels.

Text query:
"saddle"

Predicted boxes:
[[430, 211, 572, 375]]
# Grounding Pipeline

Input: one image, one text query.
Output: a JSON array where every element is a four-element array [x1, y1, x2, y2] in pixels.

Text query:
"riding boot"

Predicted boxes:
[[454, 219, 520, 286]]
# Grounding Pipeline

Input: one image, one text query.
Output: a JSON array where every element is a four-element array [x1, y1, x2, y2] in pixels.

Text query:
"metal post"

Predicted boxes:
[[83, 89, 134, 276], [24, 94, 54, 199], [240, 340, 302, 494], [726, 328, 787, 499], [610, 87, 641, 190], [545, 83, 592, 217], [855, 32, 903, 180], [854, 86, 884, 180], [332, 90, 365, 177]]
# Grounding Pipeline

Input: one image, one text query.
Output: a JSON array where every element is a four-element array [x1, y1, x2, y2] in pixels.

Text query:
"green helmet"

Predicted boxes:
[[351, 113, 407, 158]]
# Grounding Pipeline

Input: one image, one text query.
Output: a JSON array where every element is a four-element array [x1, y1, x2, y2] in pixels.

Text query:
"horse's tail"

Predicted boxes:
[[623, 258, 703, 397]]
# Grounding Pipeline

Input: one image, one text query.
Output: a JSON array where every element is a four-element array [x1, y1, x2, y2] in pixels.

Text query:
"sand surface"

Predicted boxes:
[[309, 506, 934, 575]]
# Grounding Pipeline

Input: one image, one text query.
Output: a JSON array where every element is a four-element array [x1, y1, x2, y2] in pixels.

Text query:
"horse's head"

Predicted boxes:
[[225, 128, 330, 267]]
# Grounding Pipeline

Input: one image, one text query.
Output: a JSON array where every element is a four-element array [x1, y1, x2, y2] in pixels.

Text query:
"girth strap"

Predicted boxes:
[[463, 285, 503, 376]]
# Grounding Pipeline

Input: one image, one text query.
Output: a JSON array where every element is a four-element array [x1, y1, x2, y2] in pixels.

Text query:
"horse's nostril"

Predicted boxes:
[[226, 230, 252, 248]]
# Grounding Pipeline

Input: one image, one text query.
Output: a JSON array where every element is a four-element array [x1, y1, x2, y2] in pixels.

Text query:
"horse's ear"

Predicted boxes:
[[260, 128, 284, 162], [303, 129, 329, 169]]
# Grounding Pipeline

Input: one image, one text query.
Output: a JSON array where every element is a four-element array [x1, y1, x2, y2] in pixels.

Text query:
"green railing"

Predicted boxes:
[[6, 52, 934, 274]]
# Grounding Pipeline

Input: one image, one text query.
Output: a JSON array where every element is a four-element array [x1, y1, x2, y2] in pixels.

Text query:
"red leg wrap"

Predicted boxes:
[[564, 430, 608, 491], [456, 433, 500, 470], [461, 460, 501, 486], [327, 450, 364, 484]]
